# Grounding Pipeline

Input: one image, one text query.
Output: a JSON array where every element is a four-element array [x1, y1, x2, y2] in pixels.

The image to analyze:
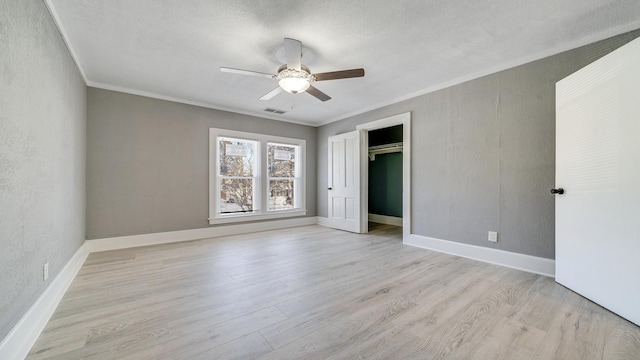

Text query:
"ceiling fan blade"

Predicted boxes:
[[284, 38, 302, 70], [220, 67, 275, 79], [260, 87, 283, 100], [313, 68, 365, 81], [306, 85, 331, 102]]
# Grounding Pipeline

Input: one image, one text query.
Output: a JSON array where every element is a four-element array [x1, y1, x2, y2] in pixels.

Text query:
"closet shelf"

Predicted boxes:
[[369, 142, 403, 161]]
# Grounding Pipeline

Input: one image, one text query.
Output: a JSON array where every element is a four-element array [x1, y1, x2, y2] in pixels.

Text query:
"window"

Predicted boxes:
[[268, 143, 299, 211], [218, 137, 257, 214], [209, 128, 306, 224]]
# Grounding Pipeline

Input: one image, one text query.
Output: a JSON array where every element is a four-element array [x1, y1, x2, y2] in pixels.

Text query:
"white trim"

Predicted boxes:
[[406, 233, 555, 277], [316, 216, 331, 227], [2, 217, 318, 357], [43, 0, 88, 83], [317, 22, 640, 127], [368, 214, 403, 226], [87, 82, 318, 127], [208, 210, 307, 224], [0, 217, 555, 359], [356, 112, 411, 238], [87, 217, 317, 252], [0, 243, 89, 360], [41, 0, 640, 130], [356, 113, 410, 131]]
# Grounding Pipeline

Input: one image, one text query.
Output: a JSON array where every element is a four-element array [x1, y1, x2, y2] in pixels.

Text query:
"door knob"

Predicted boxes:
[[328, 187, 332, 190], [550, 188, 564, 194]]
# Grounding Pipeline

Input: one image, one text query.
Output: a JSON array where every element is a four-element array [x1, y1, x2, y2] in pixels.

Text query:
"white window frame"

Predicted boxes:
[[209, 128, 306, 224]]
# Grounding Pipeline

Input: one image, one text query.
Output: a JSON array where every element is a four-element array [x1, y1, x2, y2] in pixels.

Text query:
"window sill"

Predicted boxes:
[[208, 210, 307, 225]]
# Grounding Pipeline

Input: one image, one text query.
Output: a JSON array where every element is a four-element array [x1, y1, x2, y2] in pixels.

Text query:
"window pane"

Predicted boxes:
[[219, 138, 256, 177], [220, 178, 254, 213], [268, 143, 296, 178], [269, 179, 294, 211]]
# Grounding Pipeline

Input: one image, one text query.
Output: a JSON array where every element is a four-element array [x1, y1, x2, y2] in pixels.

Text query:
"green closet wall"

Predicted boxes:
[[368, 125, 403, 218]]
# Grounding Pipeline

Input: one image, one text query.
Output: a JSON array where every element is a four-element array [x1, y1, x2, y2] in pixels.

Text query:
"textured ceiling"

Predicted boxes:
[[46, 0, 640, 126]]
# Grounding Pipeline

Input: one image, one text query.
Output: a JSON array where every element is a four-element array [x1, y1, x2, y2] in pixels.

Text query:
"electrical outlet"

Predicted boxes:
[[43, 263, 49, 281], [488, 231, 498, 243]]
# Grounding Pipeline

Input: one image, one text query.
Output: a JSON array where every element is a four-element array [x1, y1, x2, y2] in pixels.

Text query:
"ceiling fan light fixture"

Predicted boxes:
[[279, 77, 310, 94], [276, 66, 313, 94]]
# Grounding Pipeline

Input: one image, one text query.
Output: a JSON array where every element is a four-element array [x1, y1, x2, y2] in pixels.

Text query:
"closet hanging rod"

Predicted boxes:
[[369, 142, 403, 161]]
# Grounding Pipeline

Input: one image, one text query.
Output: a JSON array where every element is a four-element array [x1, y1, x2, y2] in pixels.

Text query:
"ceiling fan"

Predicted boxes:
[[220, 38, 365, 102]]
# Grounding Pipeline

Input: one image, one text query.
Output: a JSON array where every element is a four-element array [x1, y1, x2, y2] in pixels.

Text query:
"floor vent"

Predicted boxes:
[[263, 107, 287, 115]]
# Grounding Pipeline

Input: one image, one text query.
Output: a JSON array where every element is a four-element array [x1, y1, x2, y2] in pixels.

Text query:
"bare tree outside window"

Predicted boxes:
[[268, 143, 298, 211], [218, 137, 257, 213]]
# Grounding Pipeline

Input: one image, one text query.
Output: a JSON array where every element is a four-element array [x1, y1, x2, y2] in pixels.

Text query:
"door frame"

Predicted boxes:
[[356, 112, 411, 238]]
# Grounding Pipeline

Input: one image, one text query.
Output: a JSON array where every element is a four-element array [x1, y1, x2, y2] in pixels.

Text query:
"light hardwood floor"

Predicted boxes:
[[27, 224, 640, 359]]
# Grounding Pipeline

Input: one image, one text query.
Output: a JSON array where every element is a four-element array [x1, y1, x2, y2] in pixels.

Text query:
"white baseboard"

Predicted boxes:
[[2, 217, 319, 358], [2, 218, 555, 359], [406, 233, 555, 277], [0, 243, 89, 360], [87, 216, 318, 252], [316, 216, 331, 227], [368, 213, 403, 226]]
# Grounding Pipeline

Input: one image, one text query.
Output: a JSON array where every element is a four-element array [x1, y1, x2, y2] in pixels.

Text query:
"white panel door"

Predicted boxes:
[[555, 38, 640, 326], [327, 131, 361, 233]]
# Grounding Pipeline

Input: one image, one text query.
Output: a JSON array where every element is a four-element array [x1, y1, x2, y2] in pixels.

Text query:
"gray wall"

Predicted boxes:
[[0, 0, 87, 340], [318, 29, 640, 260], [86, 88, 317, 239]]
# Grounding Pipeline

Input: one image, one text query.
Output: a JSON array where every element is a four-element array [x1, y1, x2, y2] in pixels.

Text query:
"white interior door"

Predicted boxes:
[[327, 131, 361, 233], [555, 38, 640, 326]]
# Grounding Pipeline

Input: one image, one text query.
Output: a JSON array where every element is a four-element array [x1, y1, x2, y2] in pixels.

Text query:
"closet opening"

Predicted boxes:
[[367, 124, 403, 233]]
